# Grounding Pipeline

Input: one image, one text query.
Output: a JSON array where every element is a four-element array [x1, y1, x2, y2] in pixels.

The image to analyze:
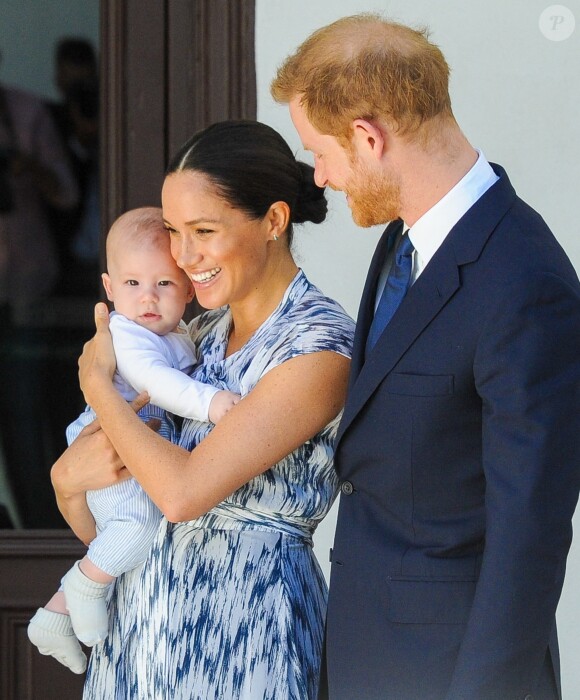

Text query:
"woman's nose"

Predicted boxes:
[[172, 235, 202, 270]]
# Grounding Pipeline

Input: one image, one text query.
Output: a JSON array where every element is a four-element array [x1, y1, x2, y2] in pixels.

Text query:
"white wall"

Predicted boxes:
[[256, 1, 580, 696]]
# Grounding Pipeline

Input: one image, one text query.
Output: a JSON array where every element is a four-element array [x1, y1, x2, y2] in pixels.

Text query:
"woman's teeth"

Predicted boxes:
[[191, 267, 221, 283]]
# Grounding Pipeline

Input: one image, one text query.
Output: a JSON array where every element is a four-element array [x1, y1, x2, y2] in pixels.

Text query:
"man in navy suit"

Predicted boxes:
[[272, 14, 580, 700]]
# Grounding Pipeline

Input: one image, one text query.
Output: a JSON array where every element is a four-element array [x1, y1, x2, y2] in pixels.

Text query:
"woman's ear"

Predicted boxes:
[[267, 201, 291, 241], [352, 118, 386, 161], [101, 272, 114, 302]]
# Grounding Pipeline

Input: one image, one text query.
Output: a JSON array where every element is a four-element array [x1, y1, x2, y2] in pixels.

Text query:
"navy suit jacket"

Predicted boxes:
[[322, 166, 580, 700]]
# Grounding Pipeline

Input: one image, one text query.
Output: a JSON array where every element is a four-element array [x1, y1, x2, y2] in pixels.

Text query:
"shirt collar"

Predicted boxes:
[[406, 150, 499, 268]]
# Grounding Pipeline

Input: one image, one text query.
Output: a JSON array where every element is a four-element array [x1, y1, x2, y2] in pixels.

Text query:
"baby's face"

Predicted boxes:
[[103, 242, 194, 335]]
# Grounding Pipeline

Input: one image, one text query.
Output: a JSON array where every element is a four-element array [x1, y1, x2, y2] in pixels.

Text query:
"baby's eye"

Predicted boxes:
[[127, 279, 139, 286], [158, 280, 172, 287]]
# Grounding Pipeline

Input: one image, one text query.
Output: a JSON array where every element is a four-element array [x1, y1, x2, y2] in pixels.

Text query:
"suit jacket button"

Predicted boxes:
[[341, 480, 354, 495], [523, 696, 533, 700]]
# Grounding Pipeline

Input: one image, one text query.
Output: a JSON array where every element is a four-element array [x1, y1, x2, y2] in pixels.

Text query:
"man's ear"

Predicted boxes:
[[352, 118, 386, 161], [101, 272, 114, 301]]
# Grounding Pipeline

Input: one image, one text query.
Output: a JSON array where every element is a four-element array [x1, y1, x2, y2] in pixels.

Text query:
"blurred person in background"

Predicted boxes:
[[0, 48, 79, 528], [47, 38, 100, 297], [0, 47, 78, 325]]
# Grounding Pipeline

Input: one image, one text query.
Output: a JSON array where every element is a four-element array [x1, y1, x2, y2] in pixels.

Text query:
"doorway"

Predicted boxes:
[[0, 1, 255, 696]]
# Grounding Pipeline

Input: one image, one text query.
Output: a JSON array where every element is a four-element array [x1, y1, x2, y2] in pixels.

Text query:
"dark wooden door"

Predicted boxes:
[[0, 1, 255, 697], [100, 0, 256, 230], [0, 532, 86, 699]]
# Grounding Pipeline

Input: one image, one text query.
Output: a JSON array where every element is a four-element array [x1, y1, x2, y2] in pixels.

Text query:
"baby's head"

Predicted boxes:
[[102, 207, 194, 335]]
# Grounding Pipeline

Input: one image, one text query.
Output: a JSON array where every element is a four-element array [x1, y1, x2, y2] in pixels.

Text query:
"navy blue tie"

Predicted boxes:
[[366, 231, 414, 356]]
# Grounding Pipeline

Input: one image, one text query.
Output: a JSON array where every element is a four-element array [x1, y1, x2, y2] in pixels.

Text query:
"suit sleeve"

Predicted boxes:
[[112, 320, 219, 422], [445, 271, 580, 699]]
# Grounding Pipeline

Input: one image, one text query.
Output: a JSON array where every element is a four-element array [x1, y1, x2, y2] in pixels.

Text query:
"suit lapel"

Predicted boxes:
[[338, 248, 460, 443], [336, 164, 517, 445], [349, 220, 403, 385]]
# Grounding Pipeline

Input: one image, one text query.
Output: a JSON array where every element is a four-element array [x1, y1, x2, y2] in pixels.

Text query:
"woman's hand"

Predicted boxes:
[[51, 393, 150, 543], [78, 303, 117, 406], [52, 419, 130, 498]]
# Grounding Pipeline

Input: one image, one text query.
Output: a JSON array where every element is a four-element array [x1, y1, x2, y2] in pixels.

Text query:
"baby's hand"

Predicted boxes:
[[208, 390, 241, 424]]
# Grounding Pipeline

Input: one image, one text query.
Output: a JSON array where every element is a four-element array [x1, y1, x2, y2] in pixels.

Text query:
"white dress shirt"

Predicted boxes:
[[374, 151, 499, 309]]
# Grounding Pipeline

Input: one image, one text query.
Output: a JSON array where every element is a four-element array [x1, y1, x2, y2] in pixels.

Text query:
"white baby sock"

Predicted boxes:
[[27, 607, 87, 674], [62, 560, 110, 646]]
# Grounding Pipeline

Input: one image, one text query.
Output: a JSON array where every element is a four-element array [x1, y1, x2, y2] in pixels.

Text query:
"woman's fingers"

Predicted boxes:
[[129, 391, 150, 414], [78, 417, 102, 436], [94, 301, 110, 330], [129, 392, 161, 432], [78, 304, 117, 401]]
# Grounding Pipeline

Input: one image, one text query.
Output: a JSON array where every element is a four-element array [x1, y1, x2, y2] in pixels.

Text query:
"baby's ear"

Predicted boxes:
[[186, 279, 195, 302], [101, 272, 114, 301]]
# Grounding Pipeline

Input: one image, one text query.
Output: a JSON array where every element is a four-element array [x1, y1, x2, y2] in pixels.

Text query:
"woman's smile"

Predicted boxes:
[[189, 266, 222, 285]]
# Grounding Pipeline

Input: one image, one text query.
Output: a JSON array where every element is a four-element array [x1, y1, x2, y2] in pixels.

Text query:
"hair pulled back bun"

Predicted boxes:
[[167, 120, 328, 245], [291, 161, 327, 225]]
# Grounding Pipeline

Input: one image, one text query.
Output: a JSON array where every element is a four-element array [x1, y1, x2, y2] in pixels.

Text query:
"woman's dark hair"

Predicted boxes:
[[166, 120, 327, 246]]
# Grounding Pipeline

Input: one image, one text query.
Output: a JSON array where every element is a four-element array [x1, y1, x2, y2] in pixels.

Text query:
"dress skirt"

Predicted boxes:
[[83, 517, 328, 700]]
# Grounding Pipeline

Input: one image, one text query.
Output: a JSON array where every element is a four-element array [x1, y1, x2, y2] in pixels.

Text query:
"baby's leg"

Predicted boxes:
[[62, 556, 113, 646], [27, 596, 86, 674], [45, 589, 68, 614], [66, 479, 161, 645]]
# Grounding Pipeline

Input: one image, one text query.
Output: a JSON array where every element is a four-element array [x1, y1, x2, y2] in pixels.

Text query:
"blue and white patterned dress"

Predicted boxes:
[[83, 270, 355, 700]]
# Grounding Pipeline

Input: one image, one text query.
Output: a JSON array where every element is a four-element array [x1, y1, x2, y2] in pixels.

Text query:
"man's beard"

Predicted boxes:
[[345, 158, 402, 227]]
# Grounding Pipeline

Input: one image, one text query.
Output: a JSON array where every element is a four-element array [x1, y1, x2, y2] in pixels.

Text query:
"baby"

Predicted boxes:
[[28, 207, 239, 673]]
